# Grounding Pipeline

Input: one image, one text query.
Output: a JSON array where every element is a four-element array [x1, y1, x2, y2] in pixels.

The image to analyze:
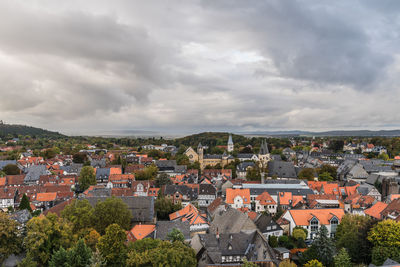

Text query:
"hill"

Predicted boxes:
[[0, 122, 66, 139]]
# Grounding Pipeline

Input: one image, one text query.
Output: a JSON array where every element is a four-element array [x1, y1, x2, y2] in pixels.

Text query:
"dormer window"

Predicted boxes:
[[310, 218, 319, 232]]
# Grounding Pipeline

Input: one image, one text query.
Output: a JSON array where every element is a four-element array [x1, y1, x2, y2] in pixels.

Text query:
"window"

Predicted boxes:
[[310, 218, 319, 232], [331, 217, 338, 233]]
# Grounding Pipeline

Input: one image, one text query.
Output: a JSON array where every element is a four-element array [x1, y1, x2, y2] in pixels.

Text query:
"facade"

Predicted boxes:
[[225, 188, 251, 209]]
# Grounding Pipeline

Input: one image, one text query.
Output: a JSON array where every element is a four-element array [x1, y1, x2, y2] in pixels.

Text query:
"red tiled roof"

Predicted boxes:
[[256, 191, 276, 205], [365, 201, 388, 220], [226, 188, 250, 204], [286, 208, 345, 226], [127, 224, 155, 242], [36, 192, 57, 202]]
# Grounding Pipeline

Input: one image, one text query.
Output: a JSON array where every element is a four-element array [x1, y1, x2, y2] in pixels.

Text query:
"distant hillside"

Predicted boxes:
[[173, 132, 249, 147], [242, 129, 400, 137], [0, 123, 65, 139]]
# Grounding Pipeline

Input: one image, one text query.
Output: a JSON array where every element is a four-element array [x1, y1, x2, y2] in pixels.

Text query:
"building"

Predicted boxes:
[[227, 134, 234, 152], [225, 188, 251, 209]]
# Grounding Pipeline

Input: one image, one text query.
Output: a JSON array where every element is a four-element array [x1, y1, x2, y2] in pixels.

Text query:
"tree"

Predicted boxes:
[[378, 152, 389, 161], [78, 166, 96, 191], [156, 172, 172, 187], [268, 235, 278, 248], [368, 220, 400, 265], [312, 225, 335, 267], [155, 195, 182, 220], [317, 164, 337, 179], [3, 164, 20, 175], [61, 199, 94, 235], [126, 238, 196, 267], [335, 214, 374, 264], [298, 168, 315, 180], [49, 239, 92, 267], [135, 164, 158, 180], [17, 253, 38, 267], [329, 140, 344, 152], [48, 247, 70, 267], [318, 172, 334, 181], [303, 259, 324, 267], [97, 224, 127, 266], [243, 259, 258, 267], [24, 213, 75, 265], [166, 228, 185, 243], [293, 228, 306, 241], [93, 197, 132, 235], [334, 248, 352, 267], [73, 152, 87, 164], [83, 228, 100, 251], [19, 193, 32, 212], [0, 212, 21, 264], [279, 259, 297, 267]]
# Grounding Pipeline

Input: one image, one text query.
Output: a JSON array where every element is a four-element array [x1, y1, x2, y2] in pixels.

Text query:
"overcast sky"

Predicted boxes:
[[1, 0, 400, 135]]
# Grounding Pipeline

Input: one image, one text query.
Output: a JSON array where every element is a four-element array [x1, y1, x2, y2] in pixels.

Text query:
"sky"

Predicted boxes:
[[1, 0, 400, 135]]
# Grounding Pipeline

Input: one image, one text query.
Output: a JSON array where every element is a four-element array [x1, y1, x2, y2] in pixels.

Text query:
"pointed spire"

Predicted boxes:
[[260, 139, 269, 155]]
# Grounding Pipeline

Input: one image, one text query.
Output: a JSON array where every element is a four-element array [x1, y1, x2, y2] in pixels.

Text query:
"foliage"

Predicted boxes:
[[61, 199, 94, 235], [24, 213, 76, 265], [368, 220, 400, 265], [135, 164, 158, 180], [335, 214, 374, 264], [83, 228, 100, 251], [3, 164, 20, 175], [166, 228, 185, 243], [298, 168, 315, 180], [78, 166, 96, 192], [66, 239, 92, 267], [243, 258, 258, 266], [312, 225, 335, 267], [155, 195, 182, 220], [156, 172, 172, 187], [378, 152, 389, 160], [0, 123, 65, 139], [303, 259, 324, 267], [93, 197, 132, 235], [279, 259, 297, 267], [318, 172, 334, 181], [268, 235, 278, 248], [126, 238, 197, 267], [317, 164, 337, 179], [246, 165, 262, 181], [0, 212, 21, 264], [48, 247, 70, 267], [334, 248, 352, 267], [19, 193, 32, 212], [329, 140, 344, 152], [97, 224, 127, 266], [73, 152, 88, 164], [17, 253, 38, 267], [293, 228, 307, 241]]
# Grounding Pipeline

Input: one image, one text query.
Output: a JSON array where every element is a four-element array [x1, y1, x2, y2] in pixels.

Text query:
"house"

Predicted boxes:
[[127, 224, 156, 242], [254, 214, 283, 239], [380, 198, 400, 221], [255, 191, 277, 215], [237, 153, 259, 162], [34, 192, 57, 210], [169, 203, 209, 234], [357, 184, 381, 201], [365, 201, 388, 220], [95, 168, 110, 184], [163, 184, 198, 205], [24, 165, 49, 185], [107, 174, 135, 188], [191, 230, 276, 267], [131, 180, 151, 196], [209, 207, 257, 234], [280, 208, 345, 239], [236, 162, 255, 179], [267, 161, 297, 179], [5, 175, 25, 187], [225, 188, 251, 209], [274, 247, 290, 261], [198, 184, 217, 208], [0, 187, 18, 209], [155, 220, 191, 241]]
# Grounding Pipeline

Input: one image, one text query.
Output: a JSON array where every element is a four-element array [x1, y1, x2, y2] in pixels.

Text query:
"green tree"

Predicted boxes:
[[61, 199, 94, 235], [67, 239, 92, 267], [304, 259, 324, 267], [334, 248, 351, 267], [268, 235, 278, 248], [317, 165, 337, 179], [378, 152, 389, 161], [293, 228, 306, 241], [24, 213, 75, 265], [166, 228, 185, 243], [19, 193, 32, 212], [97, 224, 127, 266], [155, 172, 172, 187], [78, 166, 96, 191], [298, 168, 315, 180], [243, 258, 258, 267], [155, 195, 182, 220], [368, 220, 400, 265], [371, 246, 400, 266], [0, 212, 21, 264], [278, 259, 297, 267], [135, 164, 158, 180], [3, 164, 20, 175], [312, 225, 335, 267], [318, 172, 334, 182], [73, 152, 87, 164], [335, 214, 374, 264], [48, 247, 70, 267], [17, 253, 38, 267], [93, 197, 132, 235], [126, 238, 196, 267]]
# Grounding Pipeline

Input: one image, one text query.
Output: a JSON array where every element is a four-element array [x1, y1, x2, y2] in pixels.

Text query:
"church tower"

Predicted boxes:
[[197, 143, 204, 162], [258, 139, 271, 165], [227, 134, 234, 152]]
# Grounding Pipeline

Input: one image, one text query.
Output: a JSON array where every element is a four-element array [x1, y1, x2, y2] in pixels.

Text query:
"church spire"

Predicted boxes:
[[227, 134, 234, 152]]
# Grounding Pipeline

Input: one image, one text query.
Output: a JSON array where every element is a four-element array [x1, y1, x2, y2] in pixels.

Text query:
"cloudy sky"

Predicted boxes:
[[1, 0, 400, 135]]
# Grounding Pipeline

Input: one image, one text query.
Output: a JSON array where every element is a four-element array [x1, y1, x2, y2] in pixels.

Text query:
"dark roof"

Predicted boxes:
[[95, 168, 110, 179], [86, 196, 155, 223], [199, 184, 216, 196], [268, 161, 297, 178], [237, 154, 255, 159], [24, 165, 48, 182], [155, 160, 177, 168], [237, 162, 255, 172], [155, 220, 190, 240], [249, 188, 314, 197], [254, 215, 282, 233], [204, 154, 222, 159], [9, 209, 31, 224], [164, 185, 198, 200]]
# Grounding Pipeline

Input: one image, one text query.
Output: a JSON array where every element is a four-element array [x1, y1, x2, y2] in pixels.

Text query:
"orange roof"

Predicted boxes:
[[322, 183, 340, 195], [308, 181, 328, 192], [148, 188, 160, 197], [36, 192, 57, 202], [109, 174, 135, 182], [247, 211, 258, 221], [127, 224, 155, 241], [365, 201, 388, 220], [292, 195, 304, 207], [169, 204, 208, 226], [0, 177, 6, 186], [109, 167, 122, 175], [287, 208, 345, 226], [256, 191, 276, 205], [60, 178, 75, 185], [278, 192, 293, 206], [226, 188, 250, 204], [389, 194, 400, 201]]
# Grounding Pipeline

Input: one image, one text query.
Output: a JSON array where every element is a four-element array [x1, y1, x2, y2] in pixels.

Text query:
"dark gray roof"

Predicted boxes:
[[254, 215, 282, 233], [24, 165, 48, 182], [155, 220, 190, 240], [164, 185, 198, 200], [199, 184, 216, 196], [9, 209, 31, 224], [268, 161, 297, 178], [237, 153, 255, 159], [95, 168, 110, 180], [90, 158, 106, 168], [86, 196, 155, 223], [209, 208, 257, 234], [249, 188, 314, 197], [204, 154, 222, 159], [0, 160, 17, 170], [237, 162, 255, 172], [155, 160, 177, 168]]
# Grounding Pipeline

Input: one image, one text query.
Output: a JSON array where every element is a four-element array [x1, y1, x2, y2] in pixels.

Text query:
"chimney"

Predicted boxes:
[[216, 227, 220, 243]]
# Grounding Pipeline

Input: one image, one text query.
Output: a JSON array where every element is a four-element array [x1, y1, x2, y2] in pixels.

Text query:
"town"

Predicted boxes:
[[1, 126, 400, 267]]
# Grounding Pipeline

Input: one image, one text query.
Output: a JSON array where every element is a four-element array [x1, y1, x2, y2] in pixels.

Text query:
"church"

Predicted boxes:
[[184, 134, 270, 170]]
